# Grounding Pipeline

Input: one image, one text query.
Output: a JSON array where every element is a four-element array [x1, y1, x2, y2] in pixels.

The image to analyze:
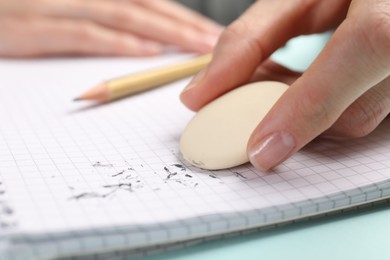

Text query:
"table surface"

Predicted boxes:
[[142, 32, 390, 260], [143, 203, 390, 260]]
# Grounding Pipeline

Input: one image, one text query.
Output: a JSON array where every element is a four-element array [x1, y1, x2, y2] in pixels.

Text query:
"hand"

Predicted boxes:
[[180, 0, 390, 171], [0, 0, 222, 57]]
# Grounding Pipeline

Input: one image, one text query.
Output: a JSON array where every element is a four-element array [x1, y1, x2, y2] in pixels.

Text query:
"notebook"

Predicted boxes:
[[0, 55, 390, 260]]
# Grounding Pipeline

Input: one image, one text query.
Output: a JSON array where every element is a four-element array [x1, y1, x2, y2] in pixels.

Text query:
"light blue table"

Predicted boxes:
[[143, 203, 390, 260], [142, 33, 390, 260], [144, 205, 390, 260]]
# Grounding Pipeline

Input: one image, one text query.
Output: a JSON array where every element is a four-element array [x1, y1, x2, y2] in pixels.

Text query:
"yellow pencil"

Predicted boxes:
[[74, 54, 211, 102]]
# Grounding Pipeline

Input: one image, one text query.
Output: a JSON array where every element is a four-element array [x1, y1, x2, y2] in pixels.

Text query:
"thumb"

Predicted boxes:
[[247, 2, 390, 171]]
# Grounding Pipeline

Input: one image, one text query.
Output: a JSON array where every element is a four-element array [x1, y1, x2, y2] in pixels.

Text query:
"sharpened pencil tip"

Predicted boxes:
[[73, 97, 82, 102]]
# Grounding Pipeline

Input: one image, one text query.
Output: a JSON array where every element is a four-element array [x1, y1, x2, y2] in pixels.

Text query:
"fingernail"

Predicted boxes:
[[249, 131, 295, 171], [140, 42, 163, 54], [204, 23, 225, 35], [196, 34, 219, 52], [202, 34, 219, 47], [181, 69, 205, 94], [212, 26, 225, 35]]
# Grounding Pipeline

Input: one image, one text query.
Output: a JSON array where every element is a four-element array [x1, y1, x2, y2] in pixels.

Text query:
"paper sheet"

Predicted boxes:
[[1, 55, 390, 259]]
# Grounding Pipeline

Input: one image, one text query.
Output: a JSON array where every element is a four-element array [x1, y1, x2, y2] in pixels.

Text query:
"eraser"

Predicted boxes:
[[180, 81, 288, 170]]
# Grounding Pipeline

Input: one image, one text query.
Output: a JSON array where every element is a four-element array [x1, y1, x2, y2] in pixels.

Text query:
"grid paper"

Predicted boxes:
[[0, 56, 390, 260]]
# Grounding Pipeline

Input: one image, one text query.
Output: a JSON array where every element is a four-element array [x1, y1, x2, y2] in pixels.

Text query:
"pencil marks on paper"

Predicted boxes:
[[0, 177, 17, 230], [67, 160, 251, 201]]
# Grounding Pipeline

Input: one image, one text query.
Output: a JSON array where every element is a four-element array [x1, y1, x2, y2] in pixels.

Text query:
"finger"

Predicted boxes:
[[107, 2, 219, 53], [0, 16, 162, 57], [180, 0, 350, 111], [30, 0, 220, 53], [249, 59, 301, 85], [324, 75, 390, 138], [109, 3, 218, 53], [130, 0, 223, 34], [247, 1, 390, 171]]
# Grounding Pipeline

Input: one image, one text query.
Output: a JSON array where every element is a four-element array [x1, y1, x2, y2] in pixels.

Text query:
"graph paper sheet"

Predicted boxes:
[[0, 56, 390, 260]]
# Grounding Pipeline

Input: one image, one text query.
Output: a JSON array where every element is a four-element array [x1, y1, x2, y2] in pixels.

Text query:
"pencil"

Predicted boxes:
[[74, 54, 212, 102]]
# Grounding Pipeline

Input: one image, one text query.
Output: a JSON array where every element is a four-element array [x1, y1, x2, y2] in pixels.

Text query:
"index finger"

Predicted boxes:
[[180, 0, 349, 111], [29, 0, 220, 53]]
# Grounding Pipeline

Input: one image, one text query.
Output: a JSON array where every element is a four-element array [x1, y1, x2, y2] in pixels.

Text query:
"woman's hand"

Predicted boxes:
[[0, 0, 222, 57], [180, 0, 390, 171]]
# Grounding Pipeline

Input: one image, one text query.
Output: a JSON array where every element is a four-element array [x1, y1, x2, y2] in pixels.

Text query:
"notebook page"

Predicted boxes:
[[1, 56, 390, 259]]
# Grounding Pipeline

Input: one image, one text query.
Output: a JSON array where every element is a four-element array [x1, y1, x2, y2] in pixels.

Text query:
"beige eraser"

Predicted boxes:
[[180, 81, 288, 170]]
